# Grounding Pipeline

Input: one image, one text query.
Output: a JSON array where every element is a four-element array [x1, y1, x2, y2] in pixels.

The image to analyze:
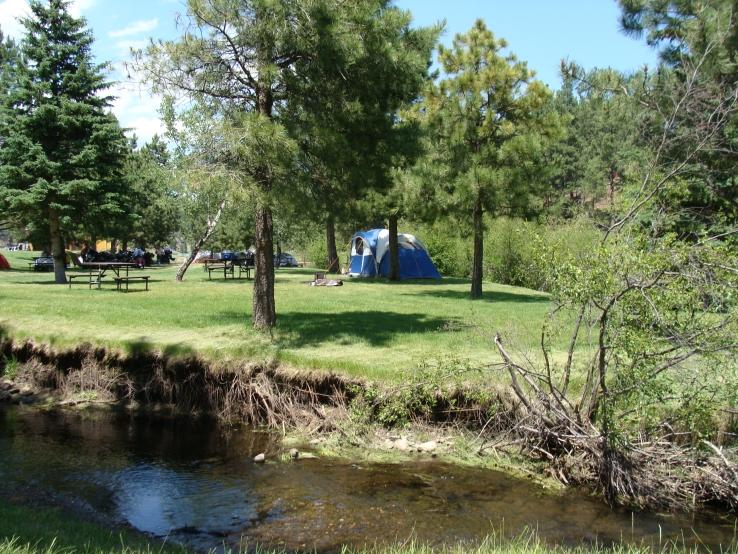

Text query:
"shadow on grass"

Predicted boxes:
[[412, 288, 550, 303], [271, 310, 453, 348], [124, 336, 197, 359]]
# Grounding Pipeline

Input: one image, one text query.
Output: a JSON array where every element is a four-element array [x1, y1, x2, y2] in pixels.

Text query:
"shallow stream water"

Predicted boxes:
[[0, 406, 735, 551]]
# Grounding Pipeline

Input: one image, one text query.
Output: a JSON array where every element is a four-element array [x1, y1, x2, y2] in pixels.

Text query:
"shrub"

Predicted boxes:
[[416, 223, 470, 278], [306, 238, 329, 270]]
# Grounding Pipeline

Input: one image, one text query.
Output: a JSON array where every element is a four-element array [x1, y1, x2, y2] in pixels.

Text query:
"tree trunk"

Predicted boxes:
[[326, 215, 339, 274], [388, 212, 400, 281], [49, 208, 67, 284], [251, 47, 277, 329], [470, 193, 484, 299], [252, 204, 276, 329], [175, 198, 226, 282]]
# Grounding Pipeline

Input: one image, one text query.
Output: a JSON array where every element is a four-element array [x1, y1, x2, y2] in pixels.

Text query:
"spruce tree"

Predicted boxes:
[[0, 0, 128, 283]]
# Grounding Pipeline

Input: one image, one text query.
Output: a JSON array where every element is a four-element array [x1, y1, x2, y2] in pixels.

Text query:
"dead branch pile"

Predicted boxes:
[[492, 333, 738, 512]]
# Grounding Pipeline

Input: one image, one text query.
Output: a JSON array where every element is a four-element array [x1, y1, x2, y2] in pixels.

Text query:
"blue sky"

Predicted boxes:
[[0, 0, 659, 143]]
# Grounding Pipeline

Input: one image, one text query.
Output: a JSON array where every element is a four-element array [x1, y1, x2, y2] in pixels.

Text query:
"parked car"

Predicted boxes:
[[33, 256, 54, 271], [274, 253, 299, 267]]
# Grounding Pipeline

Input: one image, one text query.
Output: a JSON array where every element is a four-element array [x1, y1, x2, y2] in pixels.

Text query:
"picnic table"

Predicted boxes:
[[72, 262, 139, 289], [205, 259, 252, 280]]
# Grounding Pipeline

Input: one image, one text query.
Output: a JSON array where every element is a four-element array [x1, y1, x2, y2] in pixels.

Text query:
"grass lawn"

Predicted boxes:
[[0, 501, 185, 554], [0, 250, 555, 381]]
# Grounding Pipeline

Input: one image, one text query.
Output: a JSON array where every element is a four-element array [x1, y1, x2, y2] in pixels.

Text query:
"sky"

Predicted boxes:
[[0, 0, 660, 144]]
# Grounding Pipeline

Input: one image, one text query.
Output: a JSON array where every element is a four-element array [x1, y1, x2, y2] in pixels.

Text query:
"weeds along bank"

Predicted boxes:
[[1, 336, 737, 517]]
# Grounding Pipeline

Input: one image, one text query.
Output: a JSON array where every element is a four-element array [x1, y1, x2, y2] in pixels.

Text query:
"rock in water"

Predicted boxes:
[[289, 448, 299, 460], [253, 453, 265, 463]]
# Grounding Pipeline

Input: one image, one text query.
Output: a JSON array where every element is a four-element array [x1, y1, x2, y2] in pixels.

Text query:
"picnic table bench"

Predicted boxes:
[[68, 262, 139, 290], [68, 272, 100, 289], [207, 261, 251, 280], [114, 275, 150, 292]]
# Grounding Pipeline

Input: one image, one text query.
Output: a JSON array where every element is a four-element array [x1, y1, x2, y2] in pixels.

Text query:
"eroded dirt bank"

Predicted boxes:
[[1, 336, 736, 517]]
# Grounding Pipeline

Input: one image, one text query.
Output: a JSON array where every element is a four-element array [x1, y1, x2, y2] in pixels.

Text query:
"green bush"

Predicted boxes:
[[484, 218, 541, 289], [406, 217, 601, 291], [306, 238, 329, 270], [416, 224, 470, 278]]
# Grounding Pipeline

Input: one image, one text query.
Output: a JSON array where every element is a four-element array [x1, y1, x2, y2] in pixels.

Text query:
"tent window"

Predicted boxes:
[[355, 239, 364, 255]]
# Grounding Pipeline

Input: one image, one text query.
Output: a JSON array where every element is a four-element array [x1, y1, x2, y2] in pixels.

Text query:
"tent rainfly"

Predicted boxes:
[[348, 229, 441, 279]]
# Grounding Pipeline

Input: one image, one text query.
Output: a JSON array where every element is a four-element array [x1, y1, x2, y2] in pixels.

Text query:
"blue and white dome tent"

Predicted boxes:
[[347, 229, 441, 280]]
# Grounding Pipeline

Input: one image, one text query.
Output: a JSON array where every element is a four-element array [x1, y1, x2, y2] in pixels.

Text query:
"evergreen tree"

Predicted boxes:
[[0, 28, 20, 234], [138, 0, 438, 327], [544, 68, 646, 218], [120, 136, 181, 249], [284, 6, 439, 274], [421, 20, 563, 298], [0, 0, 128, 283], [618, 0, 738, 239]]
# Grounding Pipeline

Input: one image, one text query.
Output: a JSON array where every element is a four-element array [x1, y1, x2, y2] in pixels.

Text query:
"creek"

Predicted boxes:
[[0, 405, 735, 551]]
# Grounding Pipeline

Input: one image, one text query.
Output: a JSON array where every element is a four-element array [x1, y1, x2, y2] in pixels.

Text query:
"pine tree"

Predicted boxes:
[[421, 20, 563, 298], [138, 0, 437, 327], [0, 0, 128, 283]]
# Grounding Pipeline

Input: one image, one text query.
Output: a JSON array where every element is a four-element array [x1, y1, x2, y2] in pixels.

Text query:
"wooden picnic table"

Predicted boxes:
[[205, 259, 252, 280], [77, 262, 139, 288], [201, 258, 222, 271]]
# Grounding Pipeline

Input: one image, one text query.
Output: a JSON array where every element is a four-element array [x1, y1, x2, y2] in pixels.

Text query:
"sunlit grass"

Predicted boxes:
[[0, 503, 185, 554], [0, 250, 557, 381]]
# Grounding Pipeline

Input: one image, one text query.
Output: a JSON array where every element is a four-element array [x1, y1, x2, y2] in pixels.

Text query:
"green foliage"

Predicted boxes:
[[284, 3, 439, 240], [617, 0, 738, 240], [544, 68, 648, 218], [538, 227, 738, 441], [417, 217, 600, 291], [1, 355, 18, 380], [0, 0, 128, 282], [117, 136, 181, 248], [417, 223, 470, 278], [418, 20, 564, 298], [306, 238, 329, 270]]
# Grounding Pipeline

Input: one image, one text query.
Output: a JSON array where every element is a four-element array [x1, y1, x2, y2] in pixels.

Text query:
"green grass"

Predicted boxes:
[[0, 250, 556, 381], [0, 502, 184, 554], [2, 501, 732, 554]]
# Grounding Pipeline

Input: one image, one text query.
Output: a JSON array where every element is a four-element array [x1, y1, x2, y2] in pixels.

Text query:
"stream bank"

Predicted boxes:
[[2, 404, 737, 552], [1, 336, 736, 520]]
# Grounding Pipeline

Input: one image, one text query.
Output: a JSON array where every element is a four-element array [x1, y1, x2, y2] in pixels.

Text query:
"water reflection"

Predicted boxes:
[[0, 406, 735, 551]]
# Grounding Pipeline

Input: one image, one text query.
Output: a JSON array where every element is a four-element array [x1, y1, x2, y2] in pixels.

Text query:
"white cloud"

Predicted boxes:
[[109, 18, 158, 38], [108, 67, 165, 144], [0, 0, 30, 38], [69, 0, 97, 18], [0, 0, 96, 38], [115, 39, 148, 53]]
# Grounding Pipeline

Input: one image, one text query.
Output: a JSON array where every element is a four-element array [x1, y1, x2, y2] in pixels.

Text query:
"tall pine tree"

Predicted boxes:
[[421, 20, 563, 298], [0, 0, 128, 283]]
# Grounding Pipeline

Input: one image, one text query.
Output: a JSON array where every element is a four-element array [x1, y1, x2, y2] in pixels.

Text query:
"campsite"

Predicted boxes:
[[1, 0, 738, 553]]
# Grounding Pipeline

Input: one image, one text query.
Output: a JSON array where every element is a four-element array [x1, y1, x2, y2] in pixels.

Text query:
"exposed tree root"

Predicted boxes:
[[2, 336, 735, 514]]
